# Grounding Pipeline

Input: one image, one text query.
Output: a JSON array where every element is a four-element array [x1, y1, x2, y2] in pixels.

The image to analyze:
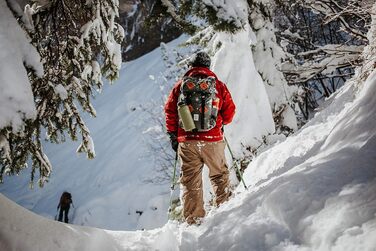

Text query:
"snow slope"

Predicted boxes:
[[0, 37, 188, 231], [1, 62, 375, 251]]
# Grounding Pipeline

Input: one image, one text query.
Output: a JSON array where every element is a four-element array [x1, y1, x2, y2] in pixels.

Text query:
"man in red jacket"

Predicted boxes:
[[164, 51, 236, 224]]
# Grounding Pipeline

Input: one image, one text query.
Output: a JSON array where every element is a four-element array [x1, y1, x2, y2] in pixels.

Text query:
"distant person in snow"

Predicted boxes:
[[164, 51, 236, 225], [57, 191, 73, 223]]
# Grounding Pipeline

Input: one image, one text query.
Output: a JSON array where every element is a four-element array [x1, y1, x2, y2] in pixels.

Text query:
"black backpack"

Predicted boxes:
[[178, 75, 219, 131]]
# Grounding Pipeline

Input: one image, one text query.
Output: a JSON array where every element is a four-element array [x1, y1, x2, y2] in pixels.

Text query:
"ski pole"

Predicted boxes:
[[170, 152, 178, 190], [168, 152, 179, 214], [224, 136, 248, 190], [54, 206, 59, 221]]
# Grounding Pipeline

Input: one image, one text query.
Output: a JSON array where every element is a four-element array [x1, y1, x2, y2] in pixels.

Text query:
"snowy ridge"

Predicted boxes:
[[1, 69, 375, 250]]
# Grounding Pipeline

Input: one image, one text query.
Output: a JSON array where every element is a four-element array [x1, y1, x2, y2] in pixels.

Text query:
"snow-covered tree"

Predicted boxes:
[[0, 0, 44, 185], [0, 0, 124, 186], [161, 0, 247, 33], [248, 0, 302, 133], [275, 0, 372, 117]]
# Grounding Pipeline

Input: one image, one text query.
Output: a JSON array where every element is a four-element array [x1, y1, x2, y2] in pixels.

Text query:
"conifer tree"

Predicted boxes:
[[0, 0, 124, 187], [248, 0, 302, 133]]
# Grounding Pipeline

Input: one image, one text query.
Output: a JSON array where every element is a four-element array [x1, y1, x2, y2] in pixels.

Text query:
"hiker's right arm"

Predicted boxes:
[[164, 81, 181, 134]]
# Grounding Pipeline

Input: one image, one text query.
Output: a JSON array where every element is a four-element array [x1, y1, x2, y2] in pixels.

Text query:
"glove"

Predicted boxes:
[[168, 132, 179, 152]]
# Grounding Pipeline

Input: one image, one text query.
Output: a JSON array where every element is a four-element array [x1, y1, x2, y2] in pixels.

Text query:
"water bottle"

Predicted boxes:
[[178, 101, 196, 131]]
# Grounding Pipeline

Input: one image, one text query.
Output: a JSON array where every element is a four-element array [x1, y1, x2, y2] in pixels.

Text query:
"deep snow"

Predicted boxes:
[[1, 59, 375, 251]]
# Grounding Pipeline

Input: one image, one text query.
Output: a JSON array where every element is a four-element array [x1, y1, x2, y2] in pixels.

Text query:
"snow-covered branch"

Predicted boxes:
[[0, 0, 124, 186], [300, 0, 371, 41], [160, 0, 246, 33], [282, 44, 363, 84]]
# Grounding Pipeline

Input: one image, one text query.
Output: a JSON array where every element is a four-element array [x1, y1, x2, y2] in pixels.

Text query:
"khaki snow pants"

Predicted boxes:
[[178, 140, 230, 224]]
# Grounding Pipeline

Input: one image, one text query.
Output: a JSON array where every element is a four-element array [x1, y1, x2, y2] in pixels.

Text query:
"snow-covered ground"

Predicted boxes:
[[1, 51, 375, 250]]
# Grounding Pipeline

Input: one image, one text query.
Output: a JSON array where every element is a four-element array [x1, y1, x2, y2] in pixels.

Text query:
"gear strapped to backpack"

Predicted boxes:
[[178, 75, 220, 132]]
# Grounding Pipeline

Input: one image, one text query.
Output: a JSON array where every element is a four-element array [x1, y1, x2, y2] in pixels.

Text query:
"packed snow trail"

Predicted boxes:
[[1, 69, 375, 250]]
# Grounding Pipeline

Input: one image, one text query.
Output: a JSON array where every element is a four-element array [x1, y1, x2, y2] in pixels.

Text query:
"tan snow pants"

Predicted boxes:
[[178, 140, 230, 224]]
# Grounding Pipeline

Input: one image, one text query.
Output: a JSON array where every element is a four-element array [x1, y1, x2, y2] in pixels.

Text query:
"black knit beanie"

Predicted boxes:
[[190, 51, 211, 68]]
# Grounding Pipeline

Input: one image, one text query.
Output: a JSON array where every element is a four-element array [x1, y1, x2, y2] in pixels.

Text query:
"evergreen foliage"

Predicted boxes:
[[160, 0, 245, 33], [0, 0, 124, 187]]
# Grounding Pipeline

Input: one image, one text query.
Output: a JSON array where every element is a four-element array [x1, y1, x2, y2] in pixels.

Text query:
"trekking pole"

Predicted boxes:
[[170, 152, 178, 191], [168, 152, 179, 215], [224, 136, 248, 190], [55, 205, 59, 221]]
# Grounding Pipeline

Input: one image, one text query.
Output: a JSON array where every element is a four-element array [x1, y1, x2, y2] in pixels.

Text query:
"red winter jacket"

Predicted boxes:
[[164, 67, 236, 142]]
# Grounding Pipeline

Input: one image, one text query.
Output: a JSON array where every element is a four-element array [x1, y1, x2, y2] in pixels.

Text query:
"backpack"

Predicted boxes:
[[178, 75, 219, 132]]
